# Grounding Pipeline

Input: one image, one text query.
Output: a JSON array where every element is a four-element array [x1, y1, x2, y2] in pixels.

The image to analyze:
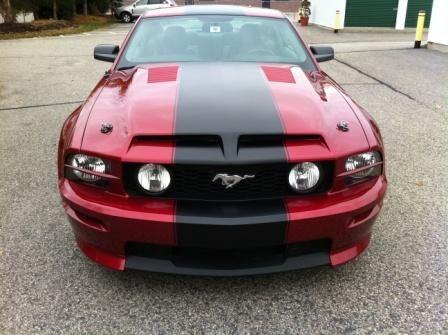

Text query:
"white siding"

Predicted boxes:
[[309, 0, 347, 29], [395, 0, 408, 29], [428, 0, 448, 45]]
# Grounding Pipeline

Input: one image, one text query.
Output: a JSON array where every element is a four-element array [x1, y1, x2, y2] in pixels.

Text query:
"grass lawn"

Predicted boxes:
[[0, 15, 115, 40]]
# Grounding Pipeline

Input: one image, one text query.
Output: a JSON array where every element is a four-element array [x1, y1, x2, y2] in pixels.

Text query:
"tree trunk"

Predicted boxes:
[[2, 0, 13, 23], [72, 0, 77, 16], [83, 0, 88, 16], [53, 0, 58, 20]]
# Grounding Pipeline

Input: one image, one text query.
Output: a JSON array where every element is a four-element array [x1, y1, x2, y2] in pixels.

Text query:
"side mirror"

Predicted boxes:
[[310, 45, 334, 63], [94, 44, 119, 63], [133, 3, 136, 7]]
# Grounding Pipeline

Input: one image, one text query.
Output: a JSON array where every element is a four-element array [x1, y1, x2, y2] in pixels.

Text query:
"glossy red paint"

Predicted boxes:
[[261, 63, 386, 265], [330, 233, 372, 267], [61, 180, 177, 257], [80, 65, 179, 161], [262, 66, 371, 162], [285, 177, 386, 251], [77, 238, 125, 270], [59, 64, 181, 261], [58, 7, 387, 273]]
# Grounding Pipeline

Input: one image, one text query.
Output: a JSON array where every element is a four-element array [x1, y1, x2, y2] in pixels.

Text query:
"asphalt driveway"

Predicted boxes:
[[0, 24, 447, 334]]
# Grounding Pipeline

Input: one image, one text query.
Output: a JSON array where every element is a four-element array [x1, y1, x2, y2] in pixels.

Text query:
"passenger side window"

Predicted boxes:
[[148, 0, 163, 4], [136, 0, 148, 5]]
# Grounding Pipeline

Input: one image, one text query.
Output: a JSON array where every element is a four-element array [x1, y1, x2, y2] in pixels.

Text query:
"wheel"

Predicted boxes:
[[121, 12, 132, 23]]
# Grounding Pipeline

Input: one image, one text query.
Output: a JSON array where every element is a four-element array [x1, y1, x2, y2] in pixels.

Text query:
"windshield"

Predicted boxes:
[[118, 15, 315, 70]]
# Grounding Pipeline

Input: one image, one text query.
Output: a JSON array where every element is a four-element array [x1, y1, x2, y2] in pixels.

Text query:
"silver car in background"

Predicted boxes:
[[115, 0, 177, 23]]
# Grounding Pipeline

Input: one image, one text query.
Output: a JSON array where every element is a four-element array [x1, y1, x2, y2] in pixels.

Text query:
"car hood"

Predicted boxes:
[[81, 63, 370, 162]]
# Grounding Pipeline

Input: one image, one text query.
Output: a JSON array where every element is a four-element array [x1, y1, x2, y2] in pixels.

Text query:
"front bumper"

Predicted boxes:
[[60, 176, 386, 276]]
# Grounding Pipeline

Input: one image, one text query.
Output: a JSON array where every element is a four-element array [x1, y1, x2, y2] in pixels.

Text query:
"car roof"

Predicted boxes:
[[143, 5, 285, 19]]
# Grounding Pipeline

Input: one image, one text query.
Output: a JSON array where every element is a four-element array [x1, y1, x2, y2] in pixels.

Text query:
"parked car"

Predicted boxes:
[[115, 0, 176, 23], [58, 5, 387, 276]]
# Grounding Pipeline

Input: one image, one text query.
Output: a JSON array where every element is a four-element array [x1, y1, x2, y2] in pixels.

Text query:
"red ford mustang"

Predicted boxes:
[[58, 5, 387, 276]]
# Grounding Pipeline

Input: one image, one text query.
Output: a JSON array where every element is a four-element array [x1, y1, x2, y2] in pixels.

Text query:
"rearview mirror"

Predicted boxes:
[[94, 44, 119, 63], [310, 46, 334, 63]]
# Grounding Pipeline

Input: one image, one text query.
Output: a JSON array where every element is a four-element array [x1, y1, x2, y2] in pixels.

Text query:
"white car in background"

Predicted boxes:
[[115, 0, 177, 23]]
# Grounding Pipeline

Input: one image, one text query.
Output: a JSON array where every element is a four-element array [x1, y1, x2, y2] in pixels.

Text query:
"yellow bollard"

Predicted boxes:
[[334, 10, 341, 33], [414, 10, 425, 48]]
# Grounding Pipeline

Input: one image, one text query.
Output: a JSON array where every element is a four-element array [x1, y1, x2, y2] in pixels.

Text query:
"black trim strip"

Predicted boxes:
[[126, 252, 329, 276]]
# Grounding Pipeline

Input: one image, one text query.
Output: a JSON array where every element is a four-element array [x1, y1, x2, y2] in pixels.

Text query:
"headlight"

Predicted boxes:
[[68, 154, 106, 182], [137, 164, 171, 194], [288, 162, 320, 192], [345, 151, 382, 179]]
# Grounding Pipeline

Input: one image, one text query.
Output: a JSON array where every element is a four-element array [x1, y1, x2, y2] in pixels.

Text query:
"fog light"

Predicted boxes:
[[289, 162, 320, 192], [137, 164, 171, 194]]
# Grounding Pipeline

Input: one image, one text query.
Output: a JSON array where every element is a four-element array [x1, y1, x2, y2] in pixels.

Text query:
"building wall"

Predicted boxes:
[[428, 0, 448, 45], [310, 0, 434, 30], [185, 0, 300, 12], [309, 0, 346, 29], [405, 0, 433, 28]]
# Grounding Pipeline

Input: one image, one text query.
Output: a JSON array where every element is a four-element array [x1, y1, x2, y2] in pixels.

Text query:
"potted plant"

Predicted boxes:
[[299, 0, 311, 26]]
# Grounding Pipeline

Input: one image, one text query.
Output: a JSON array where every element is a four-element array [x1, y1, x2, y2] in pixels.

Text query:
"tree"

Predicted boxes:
[[6, 0, 112, 21], [1, 0, 14, 23], [53, 0, 57, 19]]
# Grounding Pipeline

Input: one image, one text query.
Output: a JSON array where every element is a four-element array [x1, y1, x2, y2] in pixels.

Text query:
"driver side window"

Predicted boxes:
[[136, 0, 148, 6]]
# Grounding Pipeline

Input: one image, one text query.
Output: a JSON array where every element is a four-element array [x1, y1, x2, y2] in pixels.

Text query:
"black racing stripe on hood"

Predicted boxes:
[[173, 63, 288, 248], [174, 62, 287, 163]]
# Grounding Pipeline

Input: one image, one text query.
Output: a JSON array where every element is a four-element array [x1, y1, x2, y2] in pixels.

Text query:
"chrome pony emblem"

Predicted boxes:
[[212, 174, 255, 189]]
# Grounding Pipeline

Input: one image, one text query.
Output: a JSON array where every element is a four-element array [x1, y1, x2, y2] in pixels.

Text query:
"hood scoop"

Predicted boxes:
[[262, 66, 296, 83], [125, 134, 329, 164], [147, 66, 179, 83]]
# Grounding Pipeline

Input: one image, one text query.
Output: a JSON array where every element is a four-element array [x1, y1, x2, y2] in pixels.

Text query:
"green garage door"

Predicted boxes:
[[345, 0, 398, 27], [405, 0, 433, 27]]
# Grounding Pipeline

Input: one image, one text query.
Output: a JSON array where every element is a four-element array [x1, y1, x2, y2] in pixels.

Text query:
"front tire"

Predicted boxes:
[[121, 12, 132, 23]]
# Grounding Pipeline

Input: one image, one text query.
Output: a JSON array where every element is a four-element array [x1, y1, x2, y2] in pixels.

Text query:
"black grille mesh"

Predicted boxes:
[[123, 163, 333, 201]]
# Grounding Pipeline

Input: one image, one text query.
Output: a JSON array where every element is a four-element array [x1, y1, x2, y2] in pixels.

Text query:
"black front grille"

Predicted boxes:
[[123, 162, 333, 201]]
